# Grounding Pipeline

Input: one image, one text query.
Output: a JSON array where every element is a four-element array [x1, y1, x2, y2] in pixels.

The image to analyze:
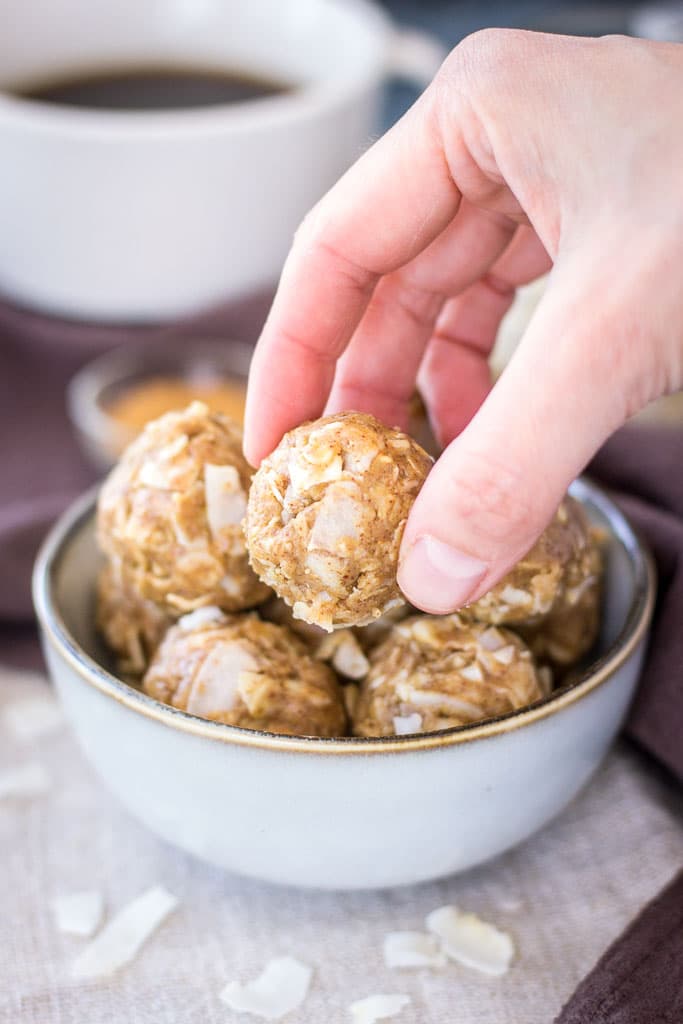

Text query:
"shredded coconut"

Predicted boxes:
[[71, 885, 178, 979], [426, 905, 514, 976], [51, 890, 104, 937], [220, 956, 312, 1020]]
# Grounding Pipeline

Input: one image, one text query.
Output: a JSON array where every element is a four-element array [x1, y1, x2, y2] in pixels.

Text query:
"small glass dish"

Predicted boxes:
[[67, 337, 253, 472]]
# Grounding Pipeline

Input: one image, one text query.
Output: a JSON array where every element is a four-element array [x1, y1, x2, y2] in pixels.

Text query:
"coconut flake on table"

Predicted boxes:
[[0, 761, 51, 800], [71, 885, 178, 979], [219, 956, 312, 1020], [349, 993, 411, 1023], [392, 714, 423, 736], [383, 931, 445, 968], [426, 905, 514, 976], [2, 693, 64, 741], [51, 890, 104, 937]]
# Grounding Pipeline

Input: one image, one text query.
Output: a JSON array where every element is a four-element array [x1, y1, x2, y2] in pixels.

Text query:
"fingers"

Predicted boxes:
[[418, 227, 551, 445], [397, 255, 636, 614], [324, 202, 517, 430], [243, 86, 463, 465]]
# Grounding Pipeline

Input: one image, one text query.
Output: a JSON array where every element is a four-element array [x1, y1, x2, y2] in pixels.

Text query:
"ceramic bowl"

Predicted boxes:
[[33, 479, 654, 890]]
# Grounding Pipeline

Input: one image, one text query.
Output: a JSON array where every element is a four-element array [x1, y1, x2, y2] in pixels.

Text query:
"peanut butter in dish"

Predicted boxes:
[[106, 375, 247, 446]]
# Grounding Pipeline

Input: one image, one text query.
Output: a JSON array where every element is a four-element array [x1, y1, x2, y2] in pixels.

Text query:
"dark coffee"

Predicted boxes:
[[15, 66, 292, 111]]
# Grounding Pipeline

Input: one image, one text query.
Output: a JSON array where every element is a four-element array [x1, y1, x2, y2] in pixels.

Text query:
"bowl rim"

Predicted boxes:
[[33, 478, 656, 756]]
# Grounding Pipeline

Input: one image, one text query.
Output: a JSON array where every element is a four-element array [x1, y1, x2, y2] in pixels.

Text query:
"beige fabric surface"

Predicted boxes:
[[2, 665, 682, 1024]]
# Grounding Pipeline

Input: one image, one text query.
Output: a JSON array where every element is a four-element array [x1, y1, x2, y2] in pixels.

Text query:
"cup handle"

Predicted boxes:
[[386, 28, 448, 88]]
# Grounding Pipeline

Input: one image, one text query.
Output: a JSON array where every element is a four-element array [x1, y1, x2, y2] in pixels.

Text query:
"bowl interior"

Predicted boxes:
[[42, 478, 650, 744]]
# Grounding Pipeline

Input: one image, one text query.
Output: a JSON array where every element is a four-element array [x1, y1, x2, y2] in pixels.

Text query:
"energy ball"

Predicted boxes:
[[96, 561, 172, 677], [518, 541, 603, 668], [245, 411, 433, 631], [466, 497, 599, 626], [352, 614, 548, 737], [97, 402, 269, 615], [142, 608, 347, 737]]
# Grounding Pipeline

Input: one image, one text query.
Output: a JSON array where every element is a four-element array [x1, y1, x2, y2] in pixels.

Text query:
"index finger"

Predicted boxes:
[[243, 86, 461, 465]]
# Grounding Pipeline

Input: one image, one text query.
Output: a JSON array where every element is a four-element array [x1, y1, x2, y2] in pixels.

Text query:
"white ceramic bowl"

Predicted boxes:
[[0, 0, 443, 322], [33, 479, 654, 890]]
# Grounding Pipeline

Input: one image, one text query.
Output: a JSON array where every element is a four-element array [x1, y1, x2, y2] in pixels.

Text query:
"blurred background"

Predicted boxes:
[[382, 1, 683, 124]]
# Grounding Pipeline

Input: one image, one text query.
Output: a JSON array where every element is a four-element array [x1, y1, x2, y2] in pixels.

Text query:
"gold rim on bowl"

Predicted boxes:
[[32, 478, 656, 755]]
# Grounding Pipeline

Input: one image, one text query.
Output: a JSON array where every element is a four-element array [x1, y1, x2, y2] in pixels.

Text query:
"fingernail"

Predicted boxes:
[[398, 535, 488, 614]]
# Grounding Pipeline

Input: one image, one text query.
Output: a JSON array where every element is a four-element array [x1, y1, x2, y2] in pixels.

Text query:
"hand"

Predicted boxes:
[[244, 29, 683, 614]]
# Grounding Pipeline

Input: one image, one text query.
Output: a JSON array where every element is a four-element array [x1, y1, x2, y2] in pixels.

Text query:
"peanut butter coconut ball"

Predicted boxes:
[[466, 497, 599, 627], [353, 614, 549, 737], [245, 411, 433, 631], [142, 607, 347, 737], [97, 402, 269, 615], [96, 561, 172, 677], [519, 540, 603, 668]]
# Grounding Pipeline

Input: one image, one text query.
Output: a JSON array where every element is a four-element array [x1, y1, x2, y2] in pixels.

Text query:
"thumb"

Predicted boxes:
[[397, 259, 649, 613]]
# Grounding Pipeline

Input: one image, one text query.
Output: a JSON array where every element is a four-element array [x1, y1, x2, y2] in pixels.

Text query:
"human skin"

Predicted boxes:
[[244, 30, 683, 614]]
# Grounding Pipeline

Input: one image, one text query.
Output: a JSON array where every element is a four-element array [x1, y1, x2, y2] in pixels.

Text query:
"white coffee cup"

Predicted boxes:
[[0, 0, 444, 323]]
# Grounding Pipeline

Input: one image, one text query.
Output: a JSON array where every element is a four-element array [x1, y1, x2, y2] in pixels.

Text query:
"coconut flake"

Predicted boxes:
[[492, 645, 516, 666], [349, 994, 411, 1024], [396, 685, 483, 720], [308, 490, 360, 550], [500, 585, 530, 607], [138, 460, 175, 489], [479, 627, 506, 652], [426, 905, 514, 976], [52, 890, 104, 937], [219, 956, 312, 1020], [305, 550, 346, 592], [187, 642, 255, 717], [316, 632, 369, 680], [205, 463, 247, 536], [178, 606, 226, 632], [408, 618, 440, 645], [71, 885, 178, 979], [392, 714, 423, 736], [3, 694, 64, 741], [289, 451, 343, 493], [460, 662, 484, 683], [566, 575, 597, 606], [383, 931, 445, 968], [0, 761, 51, 800]]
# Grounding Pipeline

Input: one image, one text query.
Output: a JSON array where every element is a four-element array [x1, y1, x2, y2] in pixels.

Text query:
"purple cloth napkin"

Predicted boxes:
[[588, 426, 683, 786], [0, 297, 682, 1023], [555, 866, 683, 1024]]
